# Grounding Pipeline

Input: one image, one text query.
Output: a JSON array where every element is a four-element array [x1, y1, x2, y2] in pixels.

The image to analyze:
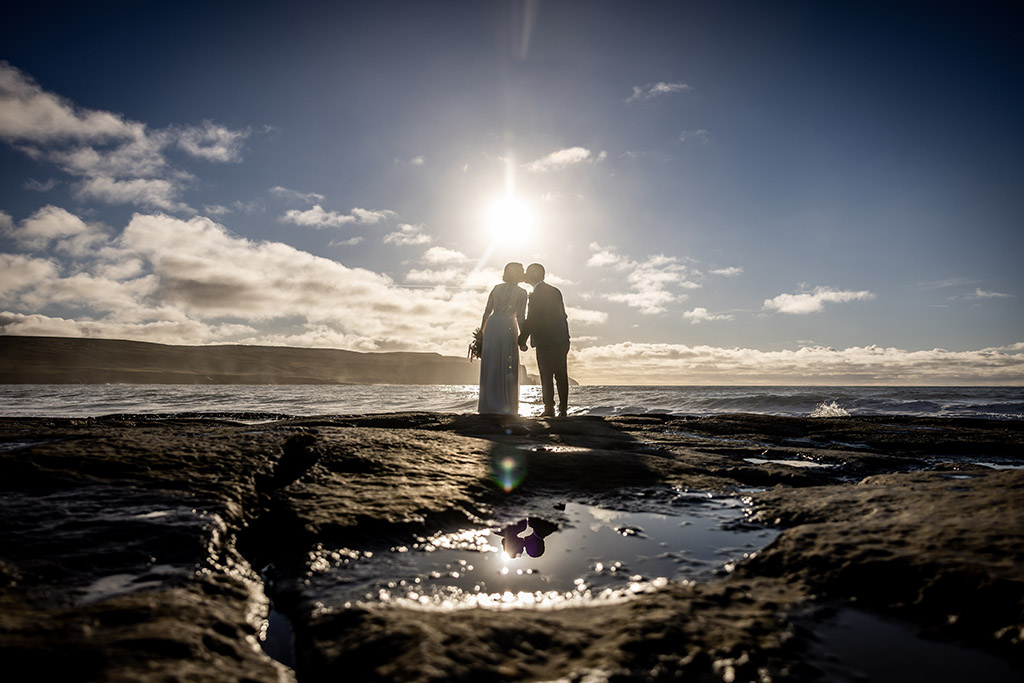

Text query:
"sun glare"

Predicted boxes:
[[485, 194, 537, 248]]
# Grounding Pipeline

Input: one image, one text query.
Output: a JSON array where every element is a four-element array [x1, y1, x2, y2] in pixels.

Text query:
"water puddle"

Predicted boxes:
[[303, 494, 777, 613], [744, 457, 835, 469], [810, 609, 1019, 682], [76, 564, 185, 604], [657, 431, 771, 448], [259, 604, 295, 668], [516, 444, 592, 453]]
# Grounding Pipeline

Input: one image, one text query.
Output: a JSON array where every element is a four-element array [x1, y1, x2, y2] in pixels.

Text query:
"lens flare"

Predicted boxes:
[[491, 451, 526, 492]]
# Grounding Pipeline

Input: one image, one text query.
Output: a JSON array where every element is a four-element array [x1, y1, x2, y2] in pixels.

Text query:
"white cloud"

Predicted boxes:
[[966, 288, 1014, 299], [405, 268, 466, 285], [587, 244, 700, 315], [201, 199, 264, 216], [0, 254, 59, 296], [176, 120, 250, 162], [626, 81, 692, 103], [0, 62, 252, 213], [281, 204, 395, 228], [0, 209, 495, 355], [0, 311, 258, 347], [710, 266, 743, 277], [269, 186, 325, 204], [683, 307, 733, 324], [0, 61, 130, 142], [543, 272, 575, 287], [329, 236, 364, 247], [568, 342, 1024, 386], [763, 286, 875, 315], [4, 204, 107, 256], [77, 176, 190, 213], [351, 208, 393, 223], [422, 246, 469, 264], [679, 129, 712, 144], [586, 242, 627, 269], [524, 146, 593, 173], [383, 224, 433, 246], [606, 289, 679, 315]]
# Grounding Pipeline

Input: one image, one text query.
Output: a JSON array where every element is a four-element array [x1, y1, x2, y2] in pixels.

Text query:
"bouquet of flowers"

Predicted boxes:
[[467, 327, 483, 361]]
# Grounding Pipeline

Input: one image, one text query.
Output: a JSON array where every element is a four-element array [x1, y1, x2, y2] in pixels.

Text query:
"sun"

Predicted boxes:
[[484, 194, 537, 248]]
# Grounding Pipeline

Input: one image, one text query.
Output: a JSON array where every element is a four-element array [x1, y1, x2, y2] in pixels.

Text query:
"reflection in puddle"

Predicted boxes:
[[305, 496, 777, 613], [744, 457, 835, 469], [499, 518, 558, 559]]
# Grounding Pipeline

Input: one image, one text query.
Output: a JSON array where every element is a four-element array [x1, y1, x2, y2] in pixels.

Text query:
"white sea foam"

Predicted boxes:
[[809, 400, 851, 418]]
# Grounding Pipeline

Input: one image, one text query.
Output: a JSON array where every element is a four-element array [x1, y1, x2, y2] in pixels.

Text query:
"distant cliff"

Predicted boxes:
[[0, 336, 537, 385]]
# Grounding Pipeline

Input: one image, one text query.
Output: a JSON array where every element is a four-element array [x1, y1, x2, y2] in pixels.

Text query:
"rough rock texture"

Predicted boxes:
[[750, 468, 1024, 656], [1, 413, 1022, 682]]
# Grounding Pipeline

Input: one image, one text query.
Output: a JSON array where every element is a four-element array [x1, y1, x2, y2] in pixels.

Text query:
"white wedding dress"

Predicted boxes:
[[478, 282, 527, 415]]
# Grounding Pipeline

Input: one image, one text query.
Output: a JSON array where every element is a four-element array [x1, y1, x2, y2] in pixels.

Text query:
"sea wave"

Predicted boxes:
[[0, 384, 1021, 420]]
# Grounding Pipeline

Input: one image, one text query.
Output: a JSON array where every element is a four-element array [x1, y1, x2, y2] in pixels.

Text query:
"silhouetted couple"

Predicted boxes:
[[477, 262, 570, 417]]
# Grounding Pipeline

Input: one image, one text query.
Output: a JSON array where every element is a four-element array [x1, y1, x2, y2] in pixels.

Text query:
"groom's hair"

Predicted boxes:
[[526, 263, 545, 280]]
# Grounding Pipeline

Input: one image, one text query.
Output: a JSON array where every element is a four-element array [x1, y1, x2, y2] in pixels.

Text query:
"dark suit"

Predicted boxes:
[[519, 281, 570, 414]]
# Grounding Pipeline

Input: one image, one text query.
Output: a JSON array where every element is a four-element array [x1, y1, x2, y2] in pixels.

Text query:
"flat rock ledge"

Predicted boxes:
[[0, 413, 1021, 682]]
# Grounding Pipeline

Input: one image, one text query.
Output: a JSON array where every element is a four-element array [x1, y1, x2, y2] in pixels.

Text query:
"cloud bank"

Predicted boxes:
[[1, 208, 1018, 384], [569, 342, 1024, 386]]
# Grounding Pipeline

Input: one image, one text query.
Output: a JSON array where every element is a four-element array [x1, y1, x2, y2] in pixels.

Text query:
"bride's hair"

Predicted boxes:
[[502, 262, 524, 283]]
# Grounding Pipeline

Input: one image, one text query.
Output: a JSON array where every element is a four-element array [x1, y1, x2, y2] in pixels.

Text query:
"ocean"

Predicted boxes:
[[1, 384, 1022, 420]]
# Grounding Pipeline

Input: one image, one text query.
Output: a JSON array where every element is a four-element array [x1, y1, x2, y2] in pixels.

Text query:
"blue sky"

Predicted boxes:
[[1, 0, 1022, 384]]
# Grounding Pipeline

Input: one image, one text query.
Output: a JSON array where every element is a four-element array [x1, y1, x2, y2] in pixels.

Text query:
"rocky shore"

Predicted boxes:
[[1, 412, 1021, 682]]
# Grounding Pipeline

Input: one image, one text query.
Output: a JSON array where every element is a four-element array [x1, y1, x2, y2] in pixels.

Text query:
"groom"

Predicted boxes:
[[518, 263, 571, 417]]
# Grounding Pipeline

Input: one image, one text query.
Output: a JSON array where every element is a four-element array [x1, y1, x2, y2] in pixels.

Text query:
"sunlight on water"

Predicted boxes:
[[304, 494, 777, 614]]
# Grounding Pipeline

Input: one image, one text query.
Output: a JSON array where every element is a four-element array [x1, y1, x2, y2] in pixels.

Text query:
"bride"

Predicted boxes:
[[478, 262, 528, 415]]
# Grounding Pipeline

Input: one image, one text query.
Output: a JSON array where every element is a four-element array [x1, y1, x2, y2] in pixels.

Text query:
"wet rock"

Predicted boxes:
[[748, 468, 1024, 660], [1, 413, 1022, 681]]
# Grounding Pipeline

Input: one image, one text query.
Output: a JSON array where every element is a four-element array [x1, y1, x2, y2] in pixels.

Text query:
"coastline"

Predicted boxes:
[[1, 412, 1021, 681]]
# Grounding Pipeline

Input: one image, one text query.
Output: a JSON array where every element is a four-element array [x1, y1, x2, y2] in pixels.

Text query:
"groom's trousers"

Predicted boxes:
[[536, 341, 570, 413]]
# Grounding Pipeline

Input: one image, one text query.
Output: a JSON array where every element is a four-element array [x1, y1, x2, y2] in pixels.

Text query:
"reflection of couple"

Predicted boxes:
[[477, 262, 570, 417], [500, 517, 559, 559]]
